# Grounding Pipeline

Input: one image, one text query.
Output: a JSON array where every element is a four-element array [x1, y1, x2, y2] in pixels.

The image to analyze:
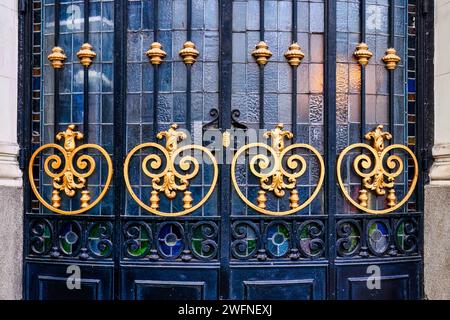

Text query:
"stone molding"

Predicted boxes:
[[0, 141, 22, 187], [429, 143, 450, 185]]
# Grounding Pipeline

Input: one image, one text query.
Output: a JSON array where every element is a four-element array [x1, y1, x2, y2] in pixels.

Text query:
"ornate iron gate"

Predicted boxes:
[[19, 0, 431, 300]]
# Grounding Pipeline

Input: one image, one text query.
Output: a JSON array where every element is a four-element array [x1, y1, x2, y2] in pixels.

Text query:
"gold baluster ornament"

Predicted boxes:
[[289, 190, 300, 209], [150, 190, 160, 210], [387, 189, 397, 208], [51, 190, 62, 208], [358, 189, 369, 208], [183, 191, 193, 209], [257, 190, 267, 209], [80, 190, 91, 208]]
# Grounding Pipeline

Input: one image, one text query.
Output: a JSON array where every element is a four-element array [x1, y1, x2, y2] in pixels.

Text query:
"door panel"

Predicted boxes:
[[336, 260, 421, 300], [230, 265, 327, 300], [121, 265, 219, 300], [25, 262, 114, 300]]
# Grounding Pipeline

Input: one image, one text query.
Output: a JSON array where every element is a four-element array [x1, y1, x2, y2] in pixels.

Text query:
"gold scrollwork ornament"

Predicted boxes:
[[28, 124, 113, 215], [336, 125, 418, 214], [124, 124, 218, 217], [231, 123, 325, 216]]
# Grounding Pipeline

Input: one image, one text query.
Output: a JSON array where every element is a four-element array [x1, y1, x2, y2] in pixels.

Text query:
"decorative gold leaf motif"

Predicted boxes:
[[28, 124, 113, 215], [124, 124, 218, 217], [336, 125, 419, 214], [232, 123, 325, 216]]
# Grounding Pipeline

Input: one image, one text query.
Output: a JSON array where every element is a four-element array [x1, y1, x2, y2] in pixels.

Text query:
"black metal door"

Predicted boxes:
[[21, 0, 427, 300]]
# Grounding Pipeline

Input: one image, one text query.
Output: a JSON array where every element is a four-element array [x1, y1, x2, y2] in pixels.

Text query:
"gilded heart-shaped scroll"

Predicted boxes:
[[231, 123, 325, 216], [336, 125, 418, 214], [123, 124, 218, 217], [28, 124, 113, 215]]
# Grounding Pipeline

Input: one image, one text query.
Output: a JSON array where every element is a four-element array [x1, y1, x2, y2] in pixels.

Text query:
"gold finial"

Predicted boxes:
[[51, 190, 61, 208], [146, 42, 167, 65], [353, 42, 373, 66], [48, 46, 67, 69], [387, 189, 397, 208], [56, 124, 84, 152], [183, 191, 193, 209], [284, 42, 305, 67], [289, 190, 300, 208], [150, 191, 160, 210], [179, 41, 199, 65], [365, 124, 392, 155], [80, 190, 91, 208], [252, 41, 272, 65], [257, 190, 267, 209], [156, 123, 187, 154], [77, 43, 96, 67], [382, 48, 401, 70], [358, 189, 369, 208], [264, 123, 293, 153]]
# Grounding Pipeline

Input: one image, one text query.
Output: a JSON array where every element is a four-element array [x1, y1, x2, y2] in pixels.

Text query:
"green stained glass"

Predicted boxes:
[[129, 226, 150, 257]]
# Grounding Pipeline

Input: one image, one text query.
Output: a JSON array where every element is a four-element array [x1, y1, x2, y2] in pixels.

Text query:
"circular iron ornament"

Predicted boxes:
[[231, 141, 325, 216], [366, 220, 391, 256], [394, 218, 418, 254], [264, 221, 292, 258], [28, 125, 113, 215], [123, 125, 219, 217], [297, 220, 325, 258], [58, 221, 82, 256], [336, 219, 362, 257], [123, 221, 153, 259], [231, 220, 260, 260], [156, 221, 185, 259], [29, 218, 53, 255], [336, 126, 418, 214], [87, 222, 113, 259], [188, 221, 219, 260]]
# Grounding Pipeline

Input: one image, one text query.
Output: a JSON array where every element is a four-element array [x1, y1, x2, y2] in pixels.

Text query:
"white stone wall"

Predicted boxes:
[[0, 0, 21, 187], [0, 0, 23, 300], [424, 0, 450, 300], [430, 0, 450, 184]]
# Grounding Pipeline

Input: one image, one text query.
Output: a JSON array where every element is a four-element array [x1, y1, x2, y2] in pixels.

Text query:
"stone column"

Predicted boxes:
[[0, 0, 23, 300], [424, 0, 450, 300]]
